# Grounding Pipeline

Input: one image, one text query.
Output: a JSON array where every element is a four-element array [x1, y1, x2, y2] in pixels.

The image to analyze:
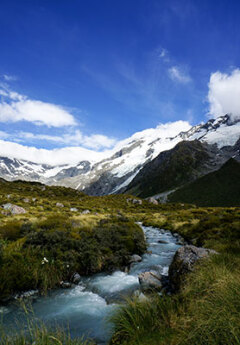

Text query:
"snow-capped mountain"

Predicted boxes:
[[0, 114, 239, 195]]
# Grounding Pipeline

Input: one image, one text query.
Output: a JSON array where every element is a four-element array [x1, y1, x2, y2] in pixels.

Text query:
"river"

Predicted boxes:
[[0, 224, 181, 344]]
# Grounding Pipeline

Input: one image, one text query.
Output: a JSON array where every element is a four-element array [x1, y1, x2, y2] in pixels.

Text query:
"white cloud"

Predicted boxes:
[[0, 139, 107, 165], [0, 120, 191, 166], [0, 87, 77, 127], [17, 130, 116, 149], [0, 131, 10, 139], [168, 66, 191, 84], [208, 69, 240, 121], [3, 74, 17, 81]]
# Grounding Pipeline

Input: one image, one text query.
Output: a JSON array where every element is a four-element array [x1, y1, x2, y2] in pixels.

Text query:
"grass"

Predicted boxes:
[[0, 321, 95, 345]]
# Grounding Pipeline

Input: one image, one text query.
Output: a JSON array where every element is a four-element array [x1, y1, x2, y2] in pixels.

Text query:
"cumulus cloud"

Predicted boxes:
[[0, 87, 76, 127], [208, 69, 240, 121], [168, 66, 191, 84]]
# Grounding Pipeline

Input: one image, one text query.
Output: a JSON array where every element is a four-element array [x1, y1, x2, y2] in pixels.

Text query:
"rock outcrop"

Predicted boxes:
[[1, 203, 27, 215]]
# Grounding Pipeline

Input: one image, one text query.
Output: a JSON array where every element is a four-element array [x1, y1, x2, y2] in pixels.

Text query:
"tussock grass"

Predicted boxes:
[[0, 321, 95, 345]]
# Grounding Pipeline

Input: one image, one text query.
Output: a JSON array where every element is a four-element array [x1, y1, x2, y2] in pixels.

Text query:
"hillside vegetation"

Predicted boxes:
[[169, 158, 240, 206]]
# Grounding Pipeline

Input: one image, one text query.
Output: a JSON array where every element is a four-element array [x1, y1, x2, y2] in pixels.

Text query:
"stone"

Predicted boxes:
[[147, 197, 158, 205], [60, 281, 72, 289], [158, 240, 168, 244], [71, 273, 81, 284], [132, 199, 143, 205], [23, 198, 30, 203], [32, 198, 37, 202], [70, 207, 78, 212], [129, 254, 142, 263], [81, 209, 90, 214], [168, 245, 218, 292], [138, 271, 163, 292], [56, 202, 64, 208], [1, 203, 27, 215]]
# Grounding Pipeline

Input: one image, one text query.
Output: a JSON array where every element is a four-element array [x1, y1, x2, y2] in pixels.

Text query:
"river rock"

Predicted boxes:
[[129, 254, 142, 263], [1, 203, 27, 215], [138, 271, 163, 292], [60, 281, 72, 288], [169, 245, 218, 292], [71, 272, 81, 284], [56, 202, 64, 207]]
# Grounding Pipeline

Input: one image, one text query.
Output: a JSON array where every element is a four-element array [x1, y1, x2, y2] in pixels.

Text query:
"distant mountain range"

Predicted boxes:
[[0, 114, 239, 204]]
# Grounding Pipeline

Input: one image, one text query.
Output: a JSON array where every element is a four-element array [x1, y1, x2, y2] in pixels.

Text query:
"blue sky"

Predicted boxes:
[[0, 0, 240, 163]]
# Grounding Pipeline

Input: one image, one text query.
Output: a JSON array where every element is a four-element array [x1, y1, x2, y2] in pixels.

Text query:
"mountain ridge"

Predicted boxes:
[[0, 114, 239, 196]]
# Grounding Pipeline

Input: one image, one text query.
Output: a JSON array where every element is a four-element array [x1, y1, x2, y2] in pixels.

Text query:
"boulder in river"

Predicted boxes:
[[138, 271, 163, 292], [71, 272, 81, 284], [129, 254, 142, 263], [169, 245, 218, 292], [60, 281, 72, 289]]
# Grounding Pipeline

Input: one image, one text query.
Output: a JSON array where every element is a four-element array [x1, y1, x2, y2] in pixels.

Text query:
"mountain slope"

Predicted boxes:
[[124, 140, 227, 198], [168, 158, 240, 206]]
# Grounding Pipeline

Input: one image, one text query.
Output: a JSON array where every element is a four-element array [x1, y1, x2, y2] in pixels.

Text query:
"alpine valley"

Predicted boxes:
[[1, 114, 240, 204]]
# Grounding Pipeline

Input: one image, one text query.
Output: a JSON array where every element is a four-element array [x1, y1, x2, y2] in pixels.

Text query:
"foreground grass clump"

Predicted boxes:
[[0, 321, 95, 345]]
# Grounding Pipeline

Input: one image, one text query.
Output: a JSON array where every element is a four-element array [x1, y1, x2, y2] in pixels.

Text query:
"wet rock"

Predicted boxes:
[[71, 273, 81, 284], [138, 271, 163, 292], [146, 197, 158, 205], [56, 202, 64, 207], [158, 240, 168, 244], [1, 203, 27, 215], [129, 254, 142, 263], [60, 281, 72, 289], [169, 245, 218, 292]]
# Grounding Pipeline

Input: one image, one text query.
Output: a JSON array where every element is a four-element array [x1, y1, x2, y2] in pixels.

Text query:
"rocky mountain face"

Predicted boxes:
[[0, 114, 239, 196]]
